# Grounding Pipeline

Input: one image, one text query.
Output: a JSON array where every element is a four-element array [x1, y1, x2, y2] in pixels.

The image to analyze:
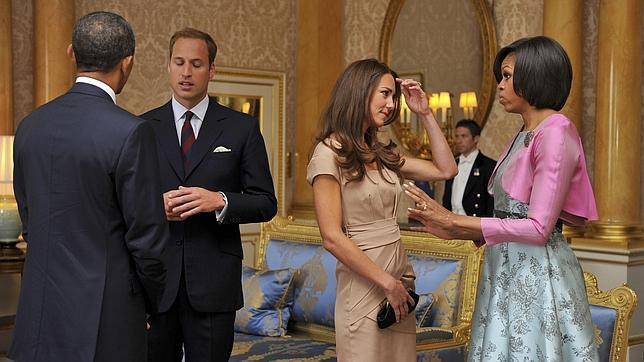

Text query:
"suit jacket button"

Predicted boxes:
[[473, 213, 477, 217], [476, 193, 481, 198], [474, 204, 479, 208]]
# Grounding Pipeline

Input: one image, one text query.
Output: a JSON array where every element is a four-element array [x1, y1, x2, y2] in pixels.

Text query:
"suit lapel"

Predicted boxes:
[[462, 153, 482, 197], [185, 98, 225, 178], [155, 102, 185, 180]]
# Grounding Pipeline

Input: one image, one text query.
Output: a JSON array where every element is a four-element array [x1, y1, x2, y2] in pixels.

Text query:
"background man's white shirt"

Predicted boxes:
[[451, 149, 479, 215]]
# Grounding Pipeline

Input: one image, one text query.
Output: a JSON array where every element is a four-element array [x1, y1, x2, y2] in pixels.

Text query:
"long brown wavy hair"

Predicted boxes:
[[315, 59, 404, 182]]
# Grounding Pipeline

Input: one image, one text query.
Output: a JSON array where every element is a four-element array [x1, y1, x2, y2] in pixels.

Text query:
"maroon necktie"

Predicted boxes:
[[180, 111, 195, 174]]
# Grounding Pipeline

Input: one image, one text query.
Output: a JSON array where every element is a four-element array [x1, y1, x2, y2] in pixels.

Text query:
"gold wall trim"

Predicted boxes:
[[573, 255, 644, 267], [588, 222, 644, 240], [378, 0, 498, 128], [571, 238, 644, 257]]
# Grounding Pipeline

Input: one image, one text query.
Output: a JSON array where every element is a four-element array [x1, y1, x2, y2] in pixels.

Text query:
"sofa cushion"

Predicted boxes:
[[409, 255, 464, 328], [235, 265, 296, 337], [415, 292, 436, 328], [264, 239, 337, 328]]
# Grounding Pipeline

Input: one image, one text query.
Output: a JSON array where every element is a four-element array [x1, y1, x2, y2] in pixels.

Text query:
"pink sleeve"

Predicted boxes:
[[481, 123, 579, 246]]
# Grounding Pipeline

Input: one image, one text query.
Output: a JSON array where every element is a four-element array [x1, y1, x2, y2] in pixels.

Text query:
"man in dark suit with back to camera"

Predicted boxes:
[[442, 119, 496, 217], [9, 11, 168, 362], [142, 28, 277, 362]]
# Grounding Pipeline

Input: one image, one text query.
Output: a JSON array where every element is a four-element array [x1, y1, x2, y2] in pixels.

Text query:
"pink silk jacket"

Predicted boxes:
[[481, 113, 598, 246]]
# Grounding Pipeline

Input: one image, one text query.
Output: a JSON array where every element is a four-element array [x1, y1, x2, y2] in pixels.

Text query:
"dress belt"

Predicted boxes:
[[344, 217, 400, 250], [494, 210, 564, 233]]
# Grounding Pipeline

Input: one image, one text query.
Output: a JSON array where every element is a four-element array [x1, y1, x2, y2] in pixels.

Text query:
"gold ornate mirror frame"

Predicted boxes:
[[379, 0, 498, 156]]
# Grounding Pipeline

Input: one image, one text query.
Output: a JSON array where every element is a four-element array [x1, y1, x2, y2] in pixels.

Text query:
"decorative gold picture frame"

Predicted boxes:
[[208, 67, 286, 264], [208, 67, 286, 215]]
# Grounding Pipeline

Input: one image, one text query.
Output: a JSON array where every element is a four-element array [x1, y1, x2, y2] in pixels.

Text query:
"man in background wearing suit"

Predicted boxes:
[[9, 12, 168, 362], [442, 119, 496, 217], [142, 28, 277, 362]]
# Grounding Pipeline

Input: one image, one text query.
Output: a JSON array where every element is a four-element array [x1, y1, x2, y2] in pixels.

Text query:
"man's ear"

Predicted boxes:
[[474, 135, 480, 145], [67, 44, 76, 64], [121, 55, 134, 73], [209, 62, 216, 79]]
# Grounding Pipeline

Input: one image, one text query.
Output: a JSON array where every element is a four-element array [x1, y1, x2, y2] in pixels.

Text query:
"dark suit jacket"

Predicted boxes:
[[141, 97, 277, 313], [443, 151, 496, 217], [9, 82, 168, 362]]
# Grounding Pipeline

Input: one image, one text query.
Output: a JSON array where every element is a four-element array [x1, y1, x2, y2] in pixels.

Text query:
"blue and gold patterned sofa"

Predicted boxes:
[[230, 217, 639, 361], [230, 216, 485, 361], [584, 272, 638, 362]]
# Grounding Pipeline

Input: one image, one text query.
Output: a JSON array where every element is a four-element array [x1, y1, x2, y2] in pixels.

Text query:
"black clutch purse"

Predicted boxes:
[[377, 289, 419, 329]]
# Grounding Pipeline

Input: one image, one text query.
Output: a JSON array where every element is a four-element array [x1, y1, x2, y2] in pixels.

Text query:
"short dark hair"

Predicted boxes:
[[72, 11, 135, 72], [455, 119, 481, 137], [493, 36, 572, 111], [169, 28, 218, 66]]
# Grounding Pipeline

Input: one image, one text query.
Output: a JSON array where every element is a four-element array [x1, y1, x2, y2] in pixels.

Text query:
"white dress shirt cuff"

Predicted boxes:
[[215, 191, 228, 222]]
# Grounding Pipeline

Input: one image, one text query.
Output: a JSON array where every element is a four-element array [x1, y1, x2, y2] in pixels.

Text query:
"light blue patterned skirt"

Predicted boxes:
[[468, 211, 599, 361]]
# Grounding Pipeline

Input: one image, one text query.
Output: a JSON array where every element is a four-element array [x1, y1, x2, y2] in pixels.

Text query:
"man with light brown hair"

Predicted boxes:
[[141, 28, 277, 361]]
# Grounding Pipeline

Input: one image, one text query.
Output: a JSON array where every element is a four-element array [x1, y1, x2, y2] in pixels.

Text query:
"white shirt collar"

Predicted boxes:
[[171, 95, 209, 122], [75, 77, 116, 104], [458, 149, 479, 164]]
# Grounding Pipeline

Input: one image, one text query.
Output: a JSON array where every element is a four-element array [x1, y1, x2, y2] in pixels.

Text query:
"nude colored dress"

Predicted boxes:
[[307, 140, 416, 362]]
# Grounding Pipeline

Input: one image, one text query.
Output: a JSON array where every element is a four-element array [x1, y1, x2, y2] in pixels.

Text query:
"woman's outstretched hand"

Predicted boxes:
[[396, 78, 430, 116], [404, 182, 457, 239]]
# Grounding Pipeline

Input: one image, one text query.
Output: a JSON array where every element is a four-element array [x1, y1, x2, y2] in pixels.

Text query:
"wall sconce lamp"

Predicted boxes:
[[393, 90, 456, 159], [438, 92, 451, 125], [428, 93, 439, 115], [0, 135, 21, 249], [459, 91, 478, 119], [400, 93, 412, 128]]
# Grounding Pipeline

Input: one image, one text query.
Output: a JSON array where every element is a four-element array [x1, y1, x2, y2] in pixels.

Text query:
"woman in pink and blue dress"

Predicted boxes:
[[307, 58, 457, 361], [405, 36, 600, 361]]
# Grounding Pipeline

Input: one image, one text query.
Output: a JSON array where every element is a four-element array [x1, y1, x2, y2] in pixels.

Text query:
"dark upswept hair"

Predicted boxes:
[[72, 11, 135, 72], [493, 36, 572, 111], [169, 28, 218, 66], [315, 58, 402, 182], [455, 119, 481, 137]]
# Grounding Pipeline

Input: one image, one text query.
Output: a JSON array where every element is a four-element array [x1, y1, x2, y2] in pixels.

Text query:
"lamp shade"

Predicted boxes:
[[0, 135, 14, 195], [428, 93, 439, 110], [438, 92, 451, 109], [459, 92, 468, 108], [466, 92, 478, 108]]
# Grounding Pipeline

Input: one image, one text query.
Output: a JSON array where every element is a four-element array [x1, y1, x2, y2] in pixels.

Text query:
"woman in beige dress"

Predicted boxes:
[[307, 58, 457, 361]]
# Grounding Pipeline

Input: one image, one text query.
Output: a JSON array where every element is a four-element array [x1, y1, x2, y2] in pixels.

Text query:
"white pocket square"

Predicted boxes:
[[213, 146, 232, 153]]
